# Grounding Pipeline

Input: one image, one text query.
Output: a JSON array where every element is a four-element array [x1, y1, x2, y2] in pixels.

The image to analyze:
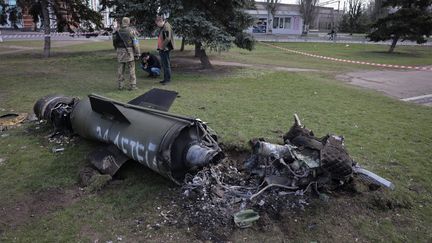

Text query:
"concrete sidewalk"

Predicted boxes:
[[337, 69, 432, 106], [253, 33, 432, 46]]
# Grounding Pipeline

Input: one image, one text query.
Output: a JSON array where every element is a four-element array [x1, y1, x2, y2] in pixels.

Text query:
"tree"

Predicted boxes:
[[170, 0, 255, 68], [100, 0, 160, 36], [367, 0, 432, 53], [40, 0, 50, 57], [28, 1, 42, 31], [369, 0, 386, 22], [298, 0, 319, 35], [8, 5, 21, 29], [11, 0, 103, 57], [103, 0, 256, 69], [339, 0, 370, 34], [0, 0, 9, 26], [0, 0, 21, 28], [265, 0, 280, 34], [346, 0, 363, 35], [23, 0, 102, 32]]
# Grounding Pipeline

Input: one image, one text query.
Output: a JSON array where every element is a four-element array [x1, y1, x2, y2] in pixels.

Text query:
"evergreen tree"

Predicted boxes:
[[171, 0, 255, 68], [367, 0, 432, 53], [101, 0, 256, 68], [0, 0, 9, 26], [28, 1, 41, 31], [100, 0, 159, 36], [0, 0, 21, 27]]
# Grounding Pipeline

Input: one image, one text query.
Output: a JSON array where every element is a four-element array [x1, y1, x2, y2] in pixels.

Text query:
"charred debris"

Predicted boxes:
[[33, 89, 394, 230]]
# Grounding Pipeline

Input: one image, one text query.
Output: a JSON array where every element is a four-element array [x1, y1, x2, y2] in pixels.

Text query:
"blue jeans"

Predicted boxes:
[[159, 50, 171, 82], [140, 64, 160, 76]]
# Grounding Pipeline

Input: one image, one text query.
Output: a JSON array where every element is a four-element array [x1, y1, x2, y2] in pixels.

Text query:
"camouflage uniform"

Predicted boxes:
[[113, 17, 140, 90]]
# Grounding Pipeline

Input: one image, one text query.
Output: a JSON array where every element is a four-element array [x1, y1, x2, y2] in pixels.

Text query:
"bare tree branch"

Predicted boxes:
[[298, 0, 319, 34]]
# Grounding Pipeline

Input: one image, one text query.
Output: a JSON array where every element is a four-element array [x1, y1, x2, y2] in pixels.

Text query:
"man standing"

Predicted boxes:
[[113, 17, 140, 90], [155, 16, 175, 85]]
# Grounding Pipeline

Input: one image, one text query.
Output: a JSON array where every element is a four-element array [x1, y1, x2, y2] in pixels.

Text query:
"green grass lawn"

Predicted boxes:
[[0, 40, 431, 242], [216, 41, 432, 72], [274, 42, 432, 66]]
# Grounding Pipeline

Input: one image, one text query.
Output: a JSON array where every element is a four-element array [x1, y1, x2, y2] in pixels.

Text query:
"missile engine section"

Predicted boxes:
[[34, 90, 394, 192], [34, 89, 224, 184]]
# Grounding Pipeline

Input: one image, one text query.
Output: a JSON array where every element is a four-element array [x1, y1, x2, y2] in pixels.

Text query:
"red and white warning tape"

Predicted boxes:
[[261, 42, 432, 71], [0, 32, 103, 39]]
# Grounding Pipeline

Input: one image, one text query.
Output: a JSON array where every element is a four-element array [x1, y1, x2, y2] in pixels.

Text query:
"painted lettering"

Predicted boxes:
[[137, 143, 144, 162], [121, 137, 129, 154]]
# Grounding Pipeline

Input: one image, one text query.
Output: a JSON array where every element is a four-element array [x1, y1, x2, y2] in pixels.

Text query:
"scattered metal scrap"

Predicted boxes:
[[183, 114, 394, 197], [33, 90, 393, 194], [245, 114, 395, 192], [180, 114, 394, 233], [33, 90, 395, 239]]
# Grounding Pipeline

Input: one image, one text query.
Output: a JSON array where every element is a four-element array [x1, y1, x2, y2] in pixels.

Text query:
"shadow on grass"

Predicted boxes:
[[361, 50, 425, 58]]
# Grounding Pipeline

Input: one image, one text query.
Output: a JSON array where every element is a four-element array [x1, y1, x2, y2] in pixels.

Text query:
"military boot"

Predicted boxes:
[[128, 84, 138, 91], [118, 82, 125, 90]]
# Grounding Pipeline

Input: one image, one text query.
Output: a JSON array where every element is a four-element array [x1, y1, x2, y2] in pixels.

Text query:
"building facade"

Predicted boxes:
[[87, 0, 114, 28], [245, 3, 303, 35], [246, 2, 342, 35], [0, 0, 113, 31], [2, 1, 340, 33]]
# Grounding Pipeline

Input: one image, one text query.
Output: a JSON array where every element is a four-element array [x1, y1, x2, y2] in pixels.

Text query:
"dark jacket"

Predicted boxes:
[[141, 54, 161, 68], [113, 25, 140, 62], [157, 22, 175, 51], [113, 27, 136, 48]]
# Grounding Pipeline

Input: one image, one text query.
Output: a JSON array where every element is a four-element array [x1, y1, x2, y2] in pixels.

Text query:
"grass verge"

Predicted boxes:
[[0, 40, 431, 242]]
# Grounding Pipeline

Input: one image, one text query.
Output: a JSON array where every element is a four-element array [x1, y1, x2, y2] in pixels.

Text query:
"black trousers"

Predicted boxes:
[[159, 50, 171, 82]]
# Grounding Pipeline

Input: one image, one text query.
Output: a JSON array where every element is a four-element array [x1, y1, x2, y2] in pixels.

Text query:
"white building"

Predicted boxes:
[[245, 3, 303, 34], [87, 0, 114, 28], [245, 2, 342, 35]]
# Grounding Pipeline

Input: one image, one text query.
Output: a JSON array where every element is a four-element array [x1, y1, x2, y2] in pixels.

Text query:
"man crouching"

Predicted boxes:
[[113, 17, 141, 90], [140, 52, 161, 78]]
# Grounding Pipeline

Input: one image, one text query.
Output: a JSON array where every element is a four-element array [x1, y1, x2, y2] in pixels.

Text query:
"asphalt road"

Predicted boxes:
[[2, 31, 431, 46]]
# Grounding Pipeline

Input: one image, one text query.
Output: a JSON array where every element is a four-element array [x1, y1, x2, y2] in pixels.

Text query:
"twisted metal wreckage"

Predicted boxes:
[[34, 89, 394, 226]]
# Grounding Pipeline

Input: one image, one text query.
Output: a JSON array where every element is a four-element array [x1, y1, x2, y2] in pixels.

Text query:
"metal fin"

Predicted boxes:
[[128, 88, 178, 111], [89, 95, 130, 123], [87, 144, 130, 176]]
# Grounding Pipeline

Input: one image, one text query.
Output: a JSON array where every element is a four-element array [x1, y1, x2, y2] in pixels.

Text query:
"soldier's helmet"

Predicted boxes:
[[122, 17, 130, 27]]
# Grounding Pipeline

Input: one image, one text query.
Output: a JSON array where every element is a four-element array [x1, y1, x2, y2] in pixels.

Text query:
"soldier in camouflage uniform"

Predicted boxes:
[[113, 17, 141, 90]]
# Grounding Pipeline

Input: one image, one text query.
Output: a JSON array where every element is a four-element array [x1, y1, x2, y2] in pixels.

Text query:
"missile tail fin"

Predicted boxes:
[[128, 88, 178, 111], [89, 95, 130, 123], [87, 144, 130, 176]]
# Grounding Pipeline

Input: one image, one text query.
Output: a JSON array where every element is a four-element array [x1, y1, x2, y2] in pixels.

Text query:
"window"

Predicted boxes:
[[284, 17, 292, 29], [273, 17, 279, 29], [279, 18, 284, 28]]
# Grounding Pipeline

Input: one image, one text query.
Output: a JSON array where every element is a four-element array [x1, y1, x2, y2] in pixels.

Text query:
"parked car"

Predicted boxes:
[[252, 25, 266, 33]]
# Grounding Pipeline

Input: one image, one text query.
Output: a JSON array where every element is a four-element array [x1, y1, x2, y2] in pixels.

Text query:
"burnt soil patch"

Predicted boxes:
[[0, 187, 82, 235], [140, 149, 409, 242]]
